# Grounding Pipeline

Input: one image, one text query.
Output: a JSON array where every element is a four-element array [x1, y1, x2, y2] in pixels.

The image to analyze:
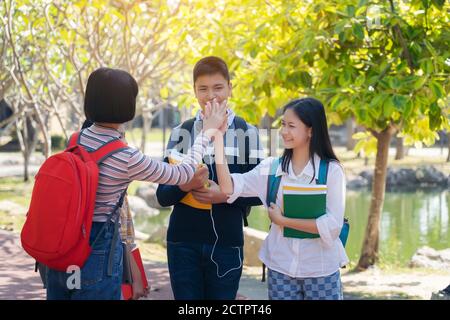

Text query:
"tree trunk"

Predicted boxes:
[[23, 119, 29, 182], [447, 132, 450, 162], [30, 104, 50, 159], [346, 118, 356, 151], [395, 136, 405, 160], [357, 126, 395, 270], [44, 112, 52, 155], [16, 117, 29, 182], [23, 150, 30, 182], [16, 116, 39, 182]]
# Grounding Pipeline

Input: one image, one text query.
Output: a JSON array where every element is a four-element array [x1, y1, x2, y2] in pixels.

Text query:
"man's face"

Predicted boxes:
[[194, 73, 232, 111]]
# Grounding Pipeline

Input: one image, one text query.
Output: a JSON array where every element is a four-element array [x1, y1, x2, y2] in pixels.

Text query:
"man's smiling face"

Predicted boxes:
[[194, 72, 232, 112]]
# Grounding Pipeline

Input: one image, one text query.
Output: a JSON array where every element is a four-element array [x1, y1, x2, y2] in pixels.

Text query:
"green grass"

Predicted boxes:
[[127, 180, 145, 196], [125, 128, 169, 146], [0, 177, 33, 207], [0, 177, 32, 232], [0, 176, 148, 233], [0, 210, 25, 233]]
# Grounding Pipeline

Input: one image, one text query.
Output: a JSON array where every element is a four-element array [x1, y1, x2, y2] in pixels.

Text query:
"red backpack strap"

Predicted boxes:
[[67, 131, 80, 148], [90, 139, 128, 164]]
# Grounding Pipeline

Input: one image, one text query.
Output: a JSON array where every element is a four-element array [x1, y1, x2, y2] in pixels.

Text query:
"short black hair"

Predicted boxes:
[[193, 56, 230, 85], [84, 67, 138, 124]]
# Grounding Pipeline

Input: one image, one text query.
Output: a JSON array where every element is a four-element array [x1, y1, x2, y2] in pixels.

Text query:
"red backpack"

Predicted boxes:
[[21, 131, 127, 272]]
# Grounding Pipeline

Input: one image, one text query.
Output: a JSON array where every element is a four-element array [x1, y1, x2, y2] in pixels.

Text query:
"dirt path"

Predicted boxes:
[[0, 230, 252, 300], [2, 229, 450, 300], [0, 230, 175, 300], [340, 267, 450, 299]]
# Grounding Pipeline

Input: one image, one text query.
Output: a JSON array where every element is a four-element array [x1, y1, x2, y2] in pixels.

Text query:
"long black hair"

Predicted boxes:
[[281, 97, 339, 182]]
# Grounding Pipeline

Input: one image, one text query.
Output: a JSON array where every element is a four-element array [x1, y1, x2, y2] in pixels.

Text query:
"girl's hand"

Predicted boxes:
[[131, 275, 147, 300], [203, 98, 227, 139], [129, 249, 149, 300], [268, 202, 285, 226], [216, 99, 228, 135], [218, 115, 228, 135]]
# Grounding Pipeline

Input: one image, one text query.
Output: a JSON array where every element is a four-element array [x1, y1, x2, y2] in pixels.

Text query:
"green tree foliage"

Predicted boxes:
[[1, 0, 449, 265], [188, 0, 449, 269]]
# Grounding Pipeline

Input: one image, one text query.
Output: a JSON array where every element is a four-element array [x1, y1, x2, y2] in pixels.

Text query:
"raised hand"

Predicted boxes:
[[202, 98, 227, 139], [217, 99, 228, 134]]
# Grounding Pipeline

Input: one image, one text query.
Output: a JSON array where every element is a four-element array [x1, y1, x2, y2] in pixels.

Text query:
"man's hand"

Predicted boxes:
[[179, 166, 209, 192], [191, 180, 228, 204]]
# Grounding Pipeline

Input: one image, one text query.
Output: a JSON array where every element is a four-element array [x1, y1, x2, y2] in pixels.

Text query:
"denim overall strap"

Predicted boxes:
[[90, 190, 127, 276], [107, 206, 122, 276]]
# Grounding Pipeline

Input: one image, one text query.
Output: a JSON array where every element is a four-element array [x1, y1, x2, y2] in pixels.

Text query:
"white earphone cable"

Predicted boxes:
[[209, 165, 242, 278]]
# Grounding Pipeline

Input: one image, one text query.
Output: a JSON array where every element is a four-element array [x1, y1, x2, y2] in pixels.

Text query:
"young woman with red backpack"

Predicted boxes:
[[21, 67, 227, 300]]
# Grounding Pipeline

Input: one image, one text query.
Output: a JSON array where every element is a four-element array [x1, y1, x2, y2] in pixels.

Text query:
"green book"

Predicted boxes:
[[282, 184, 327, 239]]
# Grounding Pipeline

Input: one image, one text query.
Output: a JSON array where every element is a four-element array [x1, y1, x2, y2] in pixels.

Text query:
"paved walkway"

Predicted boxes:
[[0, 230, 255, 300], [0, 230, 175, 300]]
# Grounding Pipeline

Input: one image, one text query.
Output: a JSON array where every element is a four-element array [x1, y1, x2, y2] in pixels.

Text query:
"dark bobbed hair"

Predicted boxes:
[[281, 97, 339, 182], [81, 119, 93, 129], [193, 56, 230, 85], [84, 67, 138, 124]]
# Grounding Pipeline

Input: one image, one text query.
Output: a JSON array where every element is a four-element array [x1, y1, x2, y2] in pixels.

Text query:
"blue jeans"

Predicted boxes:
[[46, 222, 123, 300], [167, 241, 243, 300]]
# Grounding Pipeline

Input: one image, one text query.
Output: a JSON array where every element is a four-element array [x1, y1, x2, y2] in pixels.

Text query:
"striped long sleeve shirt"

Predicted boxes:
[[75, 123, 209, 222]]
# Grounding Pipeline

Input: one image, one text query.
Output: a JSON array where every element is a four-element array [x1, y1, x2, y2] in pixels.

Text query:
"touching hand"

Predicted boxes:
[[202, 98, 227, 139], [217, 100, 228, 135], [191, 180, 228, 204], [179, 165, 209, 192], [268, 202, 285, 226]]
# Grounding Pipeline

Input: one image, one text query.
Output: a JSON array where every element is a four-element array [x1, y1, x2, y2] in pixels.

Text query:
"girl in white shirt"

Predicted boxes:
[[214, 97, 348, 300]]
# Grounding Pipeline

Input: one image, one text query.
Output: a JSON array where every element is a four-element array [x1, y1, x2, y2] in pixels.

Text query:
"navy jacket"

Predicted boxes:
[[156, 115, 263, 247]]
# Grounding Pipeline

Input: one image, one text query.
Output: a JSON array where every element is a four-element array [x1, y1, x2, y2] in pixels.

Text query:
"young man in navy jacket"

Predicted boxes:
[[156, 56, 263, 300]]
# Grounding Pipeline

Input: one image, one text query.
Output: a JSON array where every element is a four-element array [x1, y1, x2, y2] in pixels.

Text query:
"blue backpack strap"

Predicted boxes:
[[316, 158, 350, 248], [340, 218, 350, 247], [266, 157, 281, 206], [316, 159, 329, 185], [262, 157, 281, 283]]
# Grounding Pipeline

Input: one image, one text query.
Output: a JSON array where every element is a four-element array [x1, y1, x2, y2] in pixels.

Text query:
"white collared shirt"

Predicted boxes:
[[227, 154, 349, 278]]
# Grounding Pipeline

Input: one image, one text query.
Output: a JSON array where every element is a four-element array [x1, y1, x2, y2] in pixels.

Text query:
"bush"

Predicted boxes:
[[51, 135, 66, 151]]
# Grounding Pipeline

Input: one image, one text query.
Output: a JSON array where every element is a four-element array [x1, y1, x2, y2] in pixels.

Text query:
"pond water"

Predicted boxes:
[[135, 190, 450, 266]]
